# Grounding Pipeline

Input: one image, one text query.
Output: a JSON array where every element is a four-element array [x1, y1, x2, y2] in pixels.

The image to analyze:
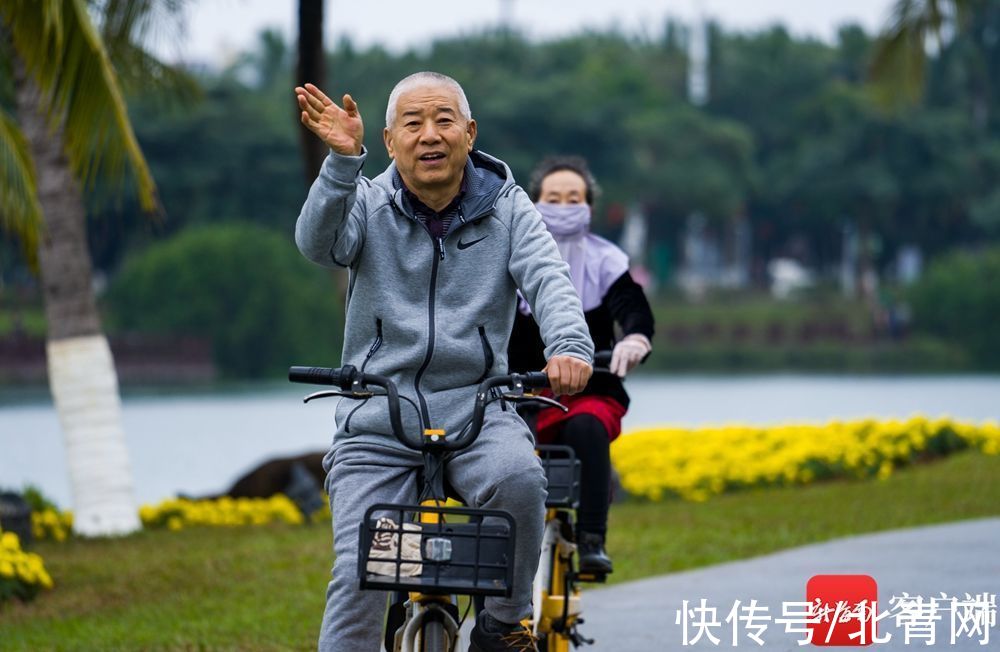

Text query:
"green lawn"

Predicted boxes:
[[2, 451, 998, 650]]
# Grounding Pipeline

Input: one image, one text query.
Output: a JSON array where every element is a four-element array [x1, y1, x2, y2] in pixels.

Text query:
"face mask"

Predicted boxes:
[[534, 202, 591, 237]]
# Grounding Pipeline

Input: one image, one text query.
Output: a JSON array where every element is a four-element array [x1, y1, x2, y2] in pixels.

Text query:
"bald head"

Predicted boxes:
[[385, 71, 472, 128]]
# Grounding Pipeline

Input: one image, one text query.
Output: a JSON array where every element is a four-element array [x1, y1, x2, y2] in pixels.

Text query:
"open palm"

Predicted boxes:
[[295, 83, 364, 156]]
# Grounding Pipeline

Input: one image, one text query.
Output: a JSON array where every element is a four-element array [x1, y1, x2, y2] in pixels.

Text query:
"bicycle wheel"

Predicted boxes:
[[419, 615, 449, 652], [384, 594, 407, 651]]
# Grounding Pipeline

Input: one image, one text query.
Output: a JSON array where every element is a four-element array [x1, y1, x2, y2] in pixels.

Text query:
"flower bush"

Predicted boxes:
[[32, 508, 73, 542], [611, 416, 1000, 502], [27, 492, 329, 540], [21, 486, 73, 542], [0, 529, 53, 604], [139, 495, 307, 530]]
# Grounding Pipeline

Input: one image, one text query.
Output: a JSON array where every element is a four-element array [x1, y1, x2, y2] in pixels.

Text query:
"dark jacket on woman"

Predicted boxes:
[[508, 270, 654, 409]]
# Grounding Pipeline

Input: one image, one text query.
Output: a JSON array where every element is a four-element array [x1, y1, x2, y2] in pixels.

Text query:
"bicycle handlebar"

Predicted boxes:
[[593, 350, 612, 370], [288, 365, 348, 387], [289, 365, 550, 452]]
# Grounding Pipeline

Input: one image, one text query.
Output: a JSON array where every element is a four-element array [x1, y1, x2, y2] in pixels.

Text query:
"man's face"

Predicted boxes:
[[383, 83, 477, 195]]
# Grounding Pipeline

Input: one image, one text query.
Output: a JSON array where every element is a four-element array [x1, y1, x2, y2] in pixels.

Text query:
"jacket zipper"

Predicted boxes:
[[413, 240, 440, 428], [392, 195, 496, 430]]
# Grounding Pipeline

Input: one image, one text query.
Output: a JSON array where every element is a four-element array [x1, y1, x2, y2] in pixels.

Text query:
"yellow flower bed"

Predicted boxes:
[[611, 416, 1000, 502], [139, 495, 307, 530], [0, 529, 53, 604], [32, 508, 74, 542]]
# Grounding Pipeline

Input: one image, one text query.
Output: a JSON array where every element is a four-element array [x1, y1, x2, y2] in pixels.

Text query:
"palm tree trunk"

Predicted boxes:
[[297, 0, 326, 183], [14, 59, 140, 537]]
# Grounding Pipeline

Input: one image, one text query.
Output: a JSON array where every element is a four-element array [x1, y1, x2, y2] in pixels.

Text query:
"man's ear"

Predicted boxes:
[[383, 127, 394, 159], [466, 119, 477, 152]]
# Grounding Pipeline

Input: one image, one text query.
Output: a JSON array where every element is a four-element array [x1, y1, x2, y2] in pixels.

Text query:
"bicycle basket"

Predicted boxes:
[[358, 503, 516, 597], [537, 445, 581, 508]]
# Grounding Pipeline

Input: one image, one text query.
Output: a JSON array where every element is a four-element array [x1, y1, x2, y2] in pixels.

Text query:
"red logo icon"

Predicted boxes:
[[807, 574, 878, 646]]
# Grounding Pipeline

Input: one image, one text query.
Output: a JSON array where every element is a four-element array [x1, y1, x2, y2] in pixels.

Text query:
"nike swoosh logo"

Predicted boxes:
[[457, 235, 488, 250]]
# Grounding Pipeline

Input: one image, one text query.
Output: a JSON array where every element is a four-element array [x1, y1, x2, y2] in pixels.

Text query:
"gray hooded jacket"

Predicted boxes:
[[295, 148, 593, 447]]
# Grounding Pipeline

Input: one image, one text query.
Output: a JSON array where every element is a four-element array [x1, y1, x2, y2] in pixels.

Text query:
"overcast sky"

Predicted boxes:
[[152, 0, 899, 66]]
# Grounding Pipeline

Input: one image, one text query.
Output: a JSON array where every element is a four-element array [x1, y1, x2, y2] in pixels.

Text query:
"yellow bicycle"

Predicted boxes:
[[290, 363, 557, 652], [529, 350, 617, 651], [531, 444, 602, 651]]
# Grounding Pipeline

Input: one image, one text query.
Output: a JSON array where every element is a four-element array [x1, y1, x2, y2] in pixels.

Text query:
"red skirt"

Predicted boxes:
[[534, 393, 628, 445]]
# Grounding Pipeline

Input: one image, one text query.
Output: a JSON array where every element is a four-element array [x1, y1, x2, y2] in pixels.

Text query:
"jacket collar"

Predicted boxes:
[[380, 150, 510, 224]]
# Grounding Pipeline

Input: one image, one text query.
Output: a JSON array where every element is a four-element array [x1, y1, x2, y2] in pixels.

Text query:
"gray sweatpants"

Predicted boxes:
[[317, 406, 546, 651]]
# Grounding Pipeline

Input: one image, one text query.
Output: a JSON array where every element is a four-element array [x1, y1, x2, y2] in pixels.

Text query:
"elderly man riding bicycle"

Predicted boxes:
[[294, 72, 593, 652]]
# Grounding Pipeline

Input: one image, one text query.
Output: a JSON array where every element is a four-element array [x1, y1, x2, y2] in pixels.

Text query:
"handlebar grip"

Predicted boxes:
[[593, 351, 613, 368], [520, 371, 550, 389], [288, 366, 341, 386]]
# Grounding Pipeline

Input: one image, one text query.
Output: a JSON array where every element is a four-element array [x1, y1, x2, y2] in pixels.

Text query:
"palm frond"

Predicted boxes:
[[108, 39, 201, 101], [0, 108, 42, 264], [98, 0, 189, 47], [97, 0, 200, 101], [869, 0, 973, 109], [1, 0, 157, 212]]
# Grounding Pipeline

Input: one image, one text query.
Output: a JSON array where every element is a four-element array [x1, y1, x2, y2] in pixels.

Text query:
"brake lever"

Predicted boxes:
[[303, 389, 377, 404], [500, 393, 569, 413]]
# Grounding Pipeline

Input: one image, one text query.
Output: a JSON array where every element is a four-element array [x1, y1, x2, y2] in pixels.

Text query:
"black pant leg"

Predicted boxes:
[[555, 414, 611, 537]]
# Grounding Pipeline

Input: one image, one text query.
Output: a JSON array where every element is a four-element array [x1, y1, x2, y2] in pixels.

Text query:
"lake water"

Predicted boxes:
[[1, 375, 997, 509]]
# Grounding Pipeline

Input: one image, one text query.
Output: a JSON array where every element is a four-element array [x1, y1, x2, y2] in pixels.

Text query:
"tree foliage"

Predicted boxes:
[[908, 246, 1000, 367], [88, 16, 997, 279], [5, 14, 998, 361], [105, 223, 343, 377], [0, 0, 158, 219]]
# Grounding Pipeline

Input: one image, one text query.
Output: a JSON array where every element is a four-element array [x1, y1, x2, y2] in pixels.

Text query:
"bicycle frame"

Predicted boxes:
[[530, 445, 594, 651], [533, 508, 583, 652], [396, 500, 460, 652], [290, 364, 551, 652], [526, 351, 615, 651]]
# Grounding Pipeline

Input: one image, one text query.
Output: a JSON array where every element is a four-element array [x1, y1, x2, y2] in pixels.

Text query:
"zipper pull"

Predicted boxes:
[[437, 237, 445, 260]]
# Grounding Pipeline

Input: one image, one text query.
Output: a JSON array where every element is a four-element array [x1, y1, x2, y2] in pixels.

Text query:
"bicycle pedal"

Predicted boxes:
[[574, 571, 608, 584]]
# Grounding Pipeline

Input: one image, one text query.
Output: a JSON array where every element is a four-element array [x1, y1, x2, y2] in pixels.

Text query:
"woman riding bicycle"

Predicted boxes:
[[508, 155, 655, 576]]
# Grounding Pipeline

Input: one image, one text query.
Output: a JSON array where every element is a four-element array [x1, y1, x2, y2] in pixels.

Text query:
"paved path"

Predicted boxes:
[[580, 518, 1000, 651]]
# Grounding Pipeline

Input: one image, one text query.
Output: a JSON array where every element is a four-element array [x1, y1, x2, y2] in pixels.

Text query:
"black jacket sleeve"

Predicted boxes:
[[604, 271, 655, 340]]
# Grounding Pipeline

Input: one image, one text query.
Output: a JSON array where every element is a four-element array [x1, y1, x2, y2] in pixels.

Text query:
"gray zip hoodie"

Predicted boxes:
[[295, 148, 593, 447]]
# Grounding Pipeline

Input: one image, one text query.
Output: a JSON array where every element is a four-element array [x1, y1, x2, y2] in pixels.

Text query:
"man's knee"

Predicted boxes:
[[490, 463, 546, 507]]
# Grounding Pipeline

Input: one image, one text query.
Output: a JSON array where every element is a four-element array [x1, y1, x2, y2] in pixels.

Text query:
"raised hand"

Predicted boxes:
[[295, 83, 364, 156]]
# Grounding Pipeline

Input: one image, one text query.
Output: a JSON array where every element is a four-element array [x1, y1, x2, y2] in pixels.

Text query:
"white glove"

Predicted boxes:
[[609, 334, 652, 378]]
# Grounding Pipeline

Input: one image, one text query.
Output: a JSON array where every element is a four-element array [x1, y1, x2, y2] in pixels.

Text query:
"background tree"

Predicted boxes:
[[7, 15, 998, 372], [296, 0, 325, 182], [0, 0, 184, 536], [106, 223, 343, 377]]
